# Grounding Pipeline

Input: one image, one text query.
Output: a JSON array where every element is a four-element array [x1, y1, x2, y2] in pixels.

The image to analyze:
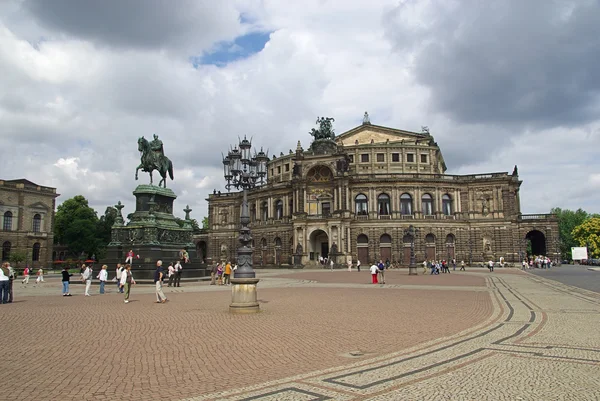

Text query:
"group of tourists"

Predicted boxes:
[[422, 259, 463, 275], [522, 255, 553, 270], [210, 261, 237, 285]]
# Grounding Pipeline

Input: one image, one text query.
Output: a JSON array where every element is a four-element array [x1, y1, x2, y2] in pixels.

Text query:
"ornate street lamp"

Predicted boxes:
[[404, 225, 419, 275], [222, 137, 268, 313]]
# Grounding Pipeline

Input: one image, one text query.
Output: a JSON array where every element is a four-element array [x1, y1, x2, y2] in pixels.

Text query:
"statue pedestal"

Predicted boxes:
[[229, 277, 260, 314], [106, 185, 207, 279]]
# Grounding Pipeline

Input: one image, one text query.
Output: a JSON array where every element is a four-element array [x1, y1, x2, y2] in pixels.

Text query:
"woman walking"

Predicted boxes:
[[119, 264, 136, 303], [97, 265, 108, 294]]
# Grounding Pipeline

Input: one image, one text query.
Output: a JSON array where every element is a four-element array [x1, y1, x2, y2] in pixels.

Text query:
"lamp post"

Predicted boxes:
[[222, 137, 268, 313], [404, 225, 419, 275]]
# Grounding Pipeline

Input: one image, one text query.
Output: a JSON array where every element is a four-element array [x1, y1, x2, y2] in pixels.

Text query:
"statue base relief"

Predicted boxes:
[[229, 277, 260, 314], [105, 184, 208, 280]]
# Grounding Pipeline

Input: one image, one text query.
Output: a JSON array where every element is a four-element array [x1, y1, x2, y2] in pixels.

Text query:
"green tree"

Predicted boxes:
[[9, 250, 27, 268], [202, 216, 209, 229], [54, 195, 101, 258], [551, 207, 590, 259], [571, 217, 600, 258], [190, 218, 201, 233]]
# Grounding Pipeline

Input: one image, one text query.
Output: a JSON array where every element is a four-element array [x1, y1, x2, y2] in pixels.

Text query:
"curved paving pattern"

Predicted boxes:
[[3, 269, 599, 400]]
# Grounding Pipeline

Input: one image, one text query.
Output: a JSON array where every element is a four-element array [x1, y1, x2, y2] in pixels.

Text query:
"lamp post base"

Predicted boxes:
[[229, 277, 260, 314], [408, 266, 418, 275]]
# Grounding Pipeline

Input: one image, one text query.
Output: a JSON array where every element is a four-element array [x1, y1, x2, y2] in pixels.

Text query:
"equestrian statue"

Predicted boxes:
[[135, 134, 174, 188]]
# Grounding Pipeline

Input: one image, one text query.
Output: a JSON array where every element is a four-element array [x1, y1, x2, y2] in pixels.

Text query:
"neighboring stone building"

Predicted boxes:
[[201, 116, 558, 267], [0, 179, 59, 267]]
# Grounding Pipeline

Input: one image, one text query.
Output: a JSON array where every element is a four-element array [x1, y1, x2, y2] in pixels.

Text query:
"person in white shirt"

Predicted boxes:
[[356, 259, 361, 272], [0, 262, 10, 304], [167, 262, 175, 287], [36, 267, 44, 283], [119, 264, 135, 303], [488, 260, 494, 272], [174, 261, 182, 287], [82, 265, 93, 296], [96, 265, 108, 294], [330, 259, 334, 271], [370, 263, 379, 284], [115, 263, 124, 293]]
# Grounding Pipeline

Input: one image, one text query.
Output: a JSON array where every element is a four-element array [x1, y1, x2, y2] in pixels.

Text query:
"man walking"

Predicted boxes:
[[356, 259, 361, 272], [488, 259, 494, 272], [460, 260, 466, 271], [82, 264, 93, 296], [377, 260, 385, 284], [36, 267, 44, 283], [154, 261, 168, 303], [223, 261, 232, 285], [119, 264, 135, 303], [210, 263, 217, 285], [167, 262, 175, 287]]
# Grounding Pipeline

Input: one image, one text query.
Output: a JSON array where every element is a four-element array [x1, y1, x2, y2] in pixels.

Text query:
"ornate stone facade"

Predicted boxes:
[[205, 121, 558, 267], [0, 179, 59, 267]]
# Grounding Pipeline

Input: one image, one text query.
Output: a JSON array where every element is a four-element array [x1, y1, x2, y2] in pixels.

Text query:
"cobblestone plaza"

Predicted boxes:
[[3, 268, 599, 400]]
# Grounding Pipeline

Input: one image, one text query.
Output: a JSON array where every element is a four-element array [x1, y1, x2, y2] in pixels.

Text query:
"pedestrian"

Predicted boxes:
[[96, 265, 108, 294], [217, 263, 224, 285], [347, 259, 352, 271], [330, 258, 334, 271], [0, 263, 10, 304], [369, 262, 379, 284], [232, 262, 237, 278], [115, 263, 125, 293], [167, 262, 175, 287], [223, 261, 232, 285], [125, 249, 134, 264], [61, 266, 72, 296], [154, 261, 168, 303], [422, 260, 428, 274], [488, 259, 494, 272], [6, 263, 15, 302], [522, 260, 528, 270], [210, 263, 218, 285], [22, 266, 31, 285], [174, 260, 182, 287], [452, 258, 456, 271], [119, 264, 135, 303], [460, 260, 466, 271], [36, 267, 44, 283], [377, 260, 385, 284], [82, 264, 93, 296], [356, 259, 361, 272]]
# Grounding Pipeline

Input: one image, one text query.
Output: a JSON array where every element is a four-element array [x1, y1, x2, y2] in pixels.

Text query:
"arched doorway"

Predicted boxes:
[[357, 234, 369, 265], [446, 234, 455, 260], [196, 241, 207, 263], [380, 234, 392, 262], [525, 230, 546, 256], [425, 233, 436, 261], [309, 229, 329, 262]]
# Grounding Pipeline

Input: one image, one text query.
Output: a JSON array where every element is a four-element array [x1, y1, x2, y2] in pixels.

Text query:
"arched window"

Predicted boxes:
[[275, 237, 282, 247], [33, 214, 42, 232], [422, 194, 434, 215], [261, 238, 267, 248], [32, 243, 41, 261], [380, 234, 392, 244], [357, 234, 369, 244], [306, 166, 333, 182], [2, 241, 11, 261], [400, 193, 413, 215], [3, 211, 13, 231], [275, 200, 283, 219], [442, 194, 453, 216], [446, 234, 455, 244], [355, 194, 368, 215], [378, 194, 390, 216], [425, 233, 436, 243], [261, 201, 268, 221]]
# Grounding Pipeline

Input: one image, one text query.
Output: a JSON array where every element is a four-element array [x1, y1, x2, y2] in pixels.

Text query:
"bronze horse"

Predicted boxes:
[[135, 137, 174, 188]]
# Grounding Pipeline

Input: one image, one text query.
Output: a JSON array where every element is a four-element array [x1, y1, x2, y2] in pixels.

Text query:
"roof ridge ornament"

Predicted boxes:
[[362, 111, 371, 125]]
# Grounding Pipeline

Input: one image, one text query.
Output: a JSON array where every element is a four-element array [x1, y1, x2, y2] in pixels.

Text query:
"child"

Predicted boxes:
[[217, 263, 224, 285]]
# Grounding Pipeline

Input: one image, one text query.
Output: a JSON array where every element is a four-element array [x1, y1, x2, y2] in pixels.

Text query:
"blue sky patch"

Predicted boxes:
[[193, 31, 272, 68]]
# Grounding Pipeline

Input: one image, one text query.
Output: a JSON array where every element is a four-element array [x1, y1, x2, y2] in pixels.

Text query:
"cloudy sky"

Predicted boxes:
[[1, 0, 599, 220]]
